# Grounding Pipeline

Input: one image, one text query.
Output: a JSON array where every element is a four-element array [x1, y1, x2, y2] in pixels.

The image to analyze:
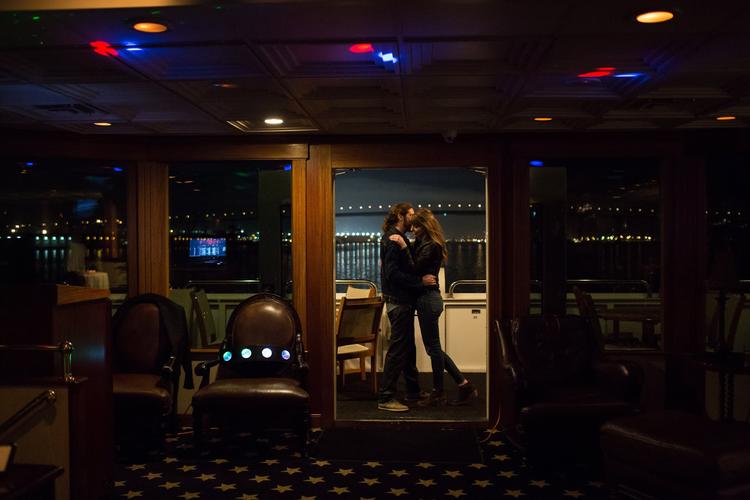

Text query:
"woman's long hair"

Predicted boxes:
[[381, 202, 413, 232], [412, 209, 448, 262]]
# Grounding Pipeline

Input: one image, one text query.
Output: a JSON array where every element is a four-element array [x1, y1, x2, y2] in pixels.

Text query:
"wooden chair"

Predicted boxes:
[[707, 292, 746, 350], [572, 287, 604, 339], [345, 284, 376, 298], [190, 289, 218, 347], [335, 296, 384, 392]]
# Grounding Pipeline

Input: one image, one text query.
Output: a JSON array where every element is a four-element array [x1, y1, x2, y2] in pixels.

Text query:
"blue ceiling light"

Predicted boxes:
[[614, 73, 643, 78], [377, 51, 398, 63], [112, 167, 123, 172], [25, 161, 35, 167], [281, 349, 291, 361], [529, 160, 544, 167], [283, 164, 292, 171]]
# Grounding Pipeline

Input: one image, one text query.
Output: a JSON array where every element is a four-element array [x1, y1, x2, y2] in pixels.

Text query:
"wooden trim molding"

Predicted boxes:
[[127, 161, 169, 296], [331, 143, 490, 169], [304, 145, 335, 427], [291, 158, 307, 344]]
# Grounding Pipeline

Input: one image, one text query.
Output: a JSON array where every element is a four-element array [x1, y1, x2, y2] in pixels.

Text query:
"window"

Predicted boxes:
[[0, 159, 128, 292]]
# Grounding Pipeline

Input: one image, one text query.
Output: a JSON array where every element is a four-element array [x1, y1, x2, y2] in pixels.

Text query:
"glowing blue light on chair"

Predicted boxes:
[[241, 348, 252, 359], [261, 347, 272, 358], [222, 351, 232, 362], [281, 349, 291, 360]]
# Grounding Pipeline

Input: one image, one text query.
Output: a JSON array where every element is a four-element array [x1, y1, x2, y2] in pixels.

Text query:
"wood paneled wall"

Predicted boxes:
[[127, 161, 169, 296]]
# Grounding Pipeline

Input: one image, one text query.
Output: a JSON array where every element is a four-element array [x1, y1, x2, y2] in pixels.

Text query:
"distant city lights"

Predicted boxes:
[[349, 43, 374, 53]]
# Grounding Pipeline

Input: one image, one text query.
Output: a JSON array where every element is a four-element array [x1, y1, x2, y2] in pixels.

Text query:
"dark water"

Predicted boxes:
[[336, 241, 486, 291]]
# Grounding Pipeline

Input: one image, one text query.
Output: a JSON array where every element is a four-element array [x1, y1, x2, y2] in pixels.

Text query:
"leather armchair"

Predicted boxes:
[[112, 294, 191, 448], [497, 315, 643, 461], [192, 293, 310, 454]]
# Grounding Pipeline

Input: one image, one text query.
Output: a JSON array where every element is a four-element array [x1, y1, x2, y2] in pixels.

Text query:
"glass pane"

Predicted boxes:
[[169, 161, 292, 347], [0, 159, 128, 292], [530, 159, 662, 350]]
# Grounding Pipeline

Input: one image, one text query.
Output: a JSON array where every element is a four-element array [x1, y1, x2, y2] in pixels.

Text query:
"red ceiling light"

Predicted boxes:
[[578, 70, 612, 78], [90, 41, 118, 57], [597, 67, 616, 71], [349, 43, 374, 54]]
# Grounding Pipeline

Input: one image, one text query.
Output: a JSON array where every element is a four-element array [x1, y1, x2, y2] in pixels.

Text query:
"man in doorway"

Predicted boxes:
[[378, 203, 436, 412]]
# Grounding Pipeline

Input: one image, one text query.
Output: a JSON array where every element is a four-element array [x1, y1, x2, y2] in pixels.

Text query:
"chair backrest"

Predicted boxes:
[[345, 285, 376, 298], [572, 287, 603, 338], [335, 296, 384, 347], [191, 289, 218, 347], [218, 293, 303, 379], [113, 302, 169, 374], [510, 315, 597, 392], [707, 292, 747, 350]]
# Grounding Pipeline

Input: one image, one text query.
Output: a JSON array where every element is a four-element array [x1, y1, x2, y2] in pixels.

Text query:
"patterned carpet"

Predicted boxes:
[[113, 427, 609, 499]]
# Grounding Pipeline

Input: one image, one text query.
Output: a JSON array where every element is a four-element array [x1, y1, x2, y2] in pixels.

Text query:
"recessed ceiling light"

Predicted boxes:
[[716, 116, 736, 121], [93, 122, 112, 127], [533, 117, 553, 122], [264, 117, 284, 125], [635, 11, 674, 24], [132, 21, 168, 33]]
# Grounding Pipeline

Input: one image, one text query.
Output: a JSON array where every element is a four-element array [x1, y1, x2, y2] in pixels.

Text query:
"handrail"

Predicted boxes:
[[448, 280, 486, 295], [0, 341, 75, 382], [0, 390, 56, 441], [335, 279, 378, 293], [530, 279, 652, 297]]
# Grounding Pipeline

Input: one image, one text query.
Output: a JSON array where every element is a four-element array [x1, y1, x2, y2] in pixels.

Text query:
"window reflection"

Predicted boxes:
[[0, 159, 128, 291]]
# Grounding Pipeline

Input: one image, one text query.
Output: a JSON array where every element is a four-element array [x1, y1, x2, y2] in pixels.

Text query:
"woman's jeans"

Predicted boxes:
[[416, 290, 464, 392]]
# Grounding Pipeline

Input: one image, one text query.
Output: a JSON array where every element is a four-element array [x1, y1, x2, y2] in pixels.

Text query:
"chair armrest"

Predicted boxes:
[[195, 359, 220, 389], [593, 360, 644, 405]]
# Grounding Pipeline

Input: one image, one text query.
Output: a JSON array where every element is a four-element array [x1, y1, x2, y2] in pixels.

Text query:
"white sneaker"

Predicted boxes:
[[377, 399, 409, 412]]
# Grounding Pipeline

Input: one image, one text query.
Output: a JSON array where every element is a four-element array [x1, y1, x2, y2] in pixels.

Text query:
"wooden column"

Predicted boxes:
[[487, 144, 530, 427], [127, 161, 169, 296], [661, 155, 707, 411], [304, 145, 334, 427], [291, 158, 307, 344]]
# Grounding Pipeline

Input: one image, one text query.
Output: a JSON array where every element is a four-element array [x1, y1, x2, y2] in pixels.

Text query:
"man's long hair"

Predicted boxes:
[[412, 209, 448, 262], [382, 202, 413, 232]]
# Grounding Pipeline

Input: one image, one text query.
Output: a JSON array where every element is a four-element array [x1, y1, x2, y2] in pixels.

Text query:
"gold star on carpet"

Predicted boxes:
[[298, 497, 315, 500], [468, 463, 486, 469], [335, 468, 355, 476], [122, 491, 142, 499], [363, 461, 382, 468], [313, 460, 331, 467], [163, 457, 178, 463], [485, 428, 500, 434], [142, 472, 162, 480], [236, 495, 257, 500], [328, 486, 350, 495], [262, 459, 279, 466], [305, 476, 325, 484], [474, 479, 493, 488], [488, 440, 504, 446], [251, 475, 270, 483], [504, 489, 525, 498], [126, 464, 145, 471], [211, 458, 228, 465], [492, 454, 510, 461], [215, 483, 236, 492], [229, 466, 248, 474], [114, 481, 126, 487], [272, 485, 293, 493], [388, 488, 408, 496], [443, 470, 463, 478], [165, 437, 179, 443], [177, 465, 197, 472], [361, 478, 380, 486], [195, 473, 215, 482], [588, 481, 604, 488], [272, 445, 288, 451], [178, 493, 200, 500], [446, 489, 466, 498], [499, 470, 517, 478], [283, 467, 301, 475], [529, 480, 549, 488], [415, 462, 434, 469], [563, 490, 584, 498], [416, 479, 435, 487], [389, 469, 408, 477], [158, 482, 180, 490]]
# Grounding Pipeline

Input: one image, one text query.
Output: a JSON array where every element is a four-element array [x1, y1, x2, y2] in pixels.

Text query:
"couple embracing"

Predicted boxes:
[[377, 203, 476, 412]]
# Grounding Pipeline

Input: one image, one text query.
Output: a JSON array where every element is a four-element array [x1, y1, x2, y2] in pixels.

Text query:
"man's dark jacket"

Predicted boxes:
[[380, 226, 424, 305]]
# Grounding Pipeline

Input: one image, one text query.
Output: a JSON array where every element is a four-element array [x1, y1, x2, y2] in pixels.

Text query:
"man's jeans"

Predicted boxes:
[[378, 302, 420, 403], [416, 290, 464, 392]]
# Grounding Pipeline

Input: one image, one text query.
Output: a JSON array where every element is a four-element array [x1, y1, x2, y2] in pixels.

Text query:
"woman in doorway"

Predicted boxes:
[[390, 208, 476, 406]]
